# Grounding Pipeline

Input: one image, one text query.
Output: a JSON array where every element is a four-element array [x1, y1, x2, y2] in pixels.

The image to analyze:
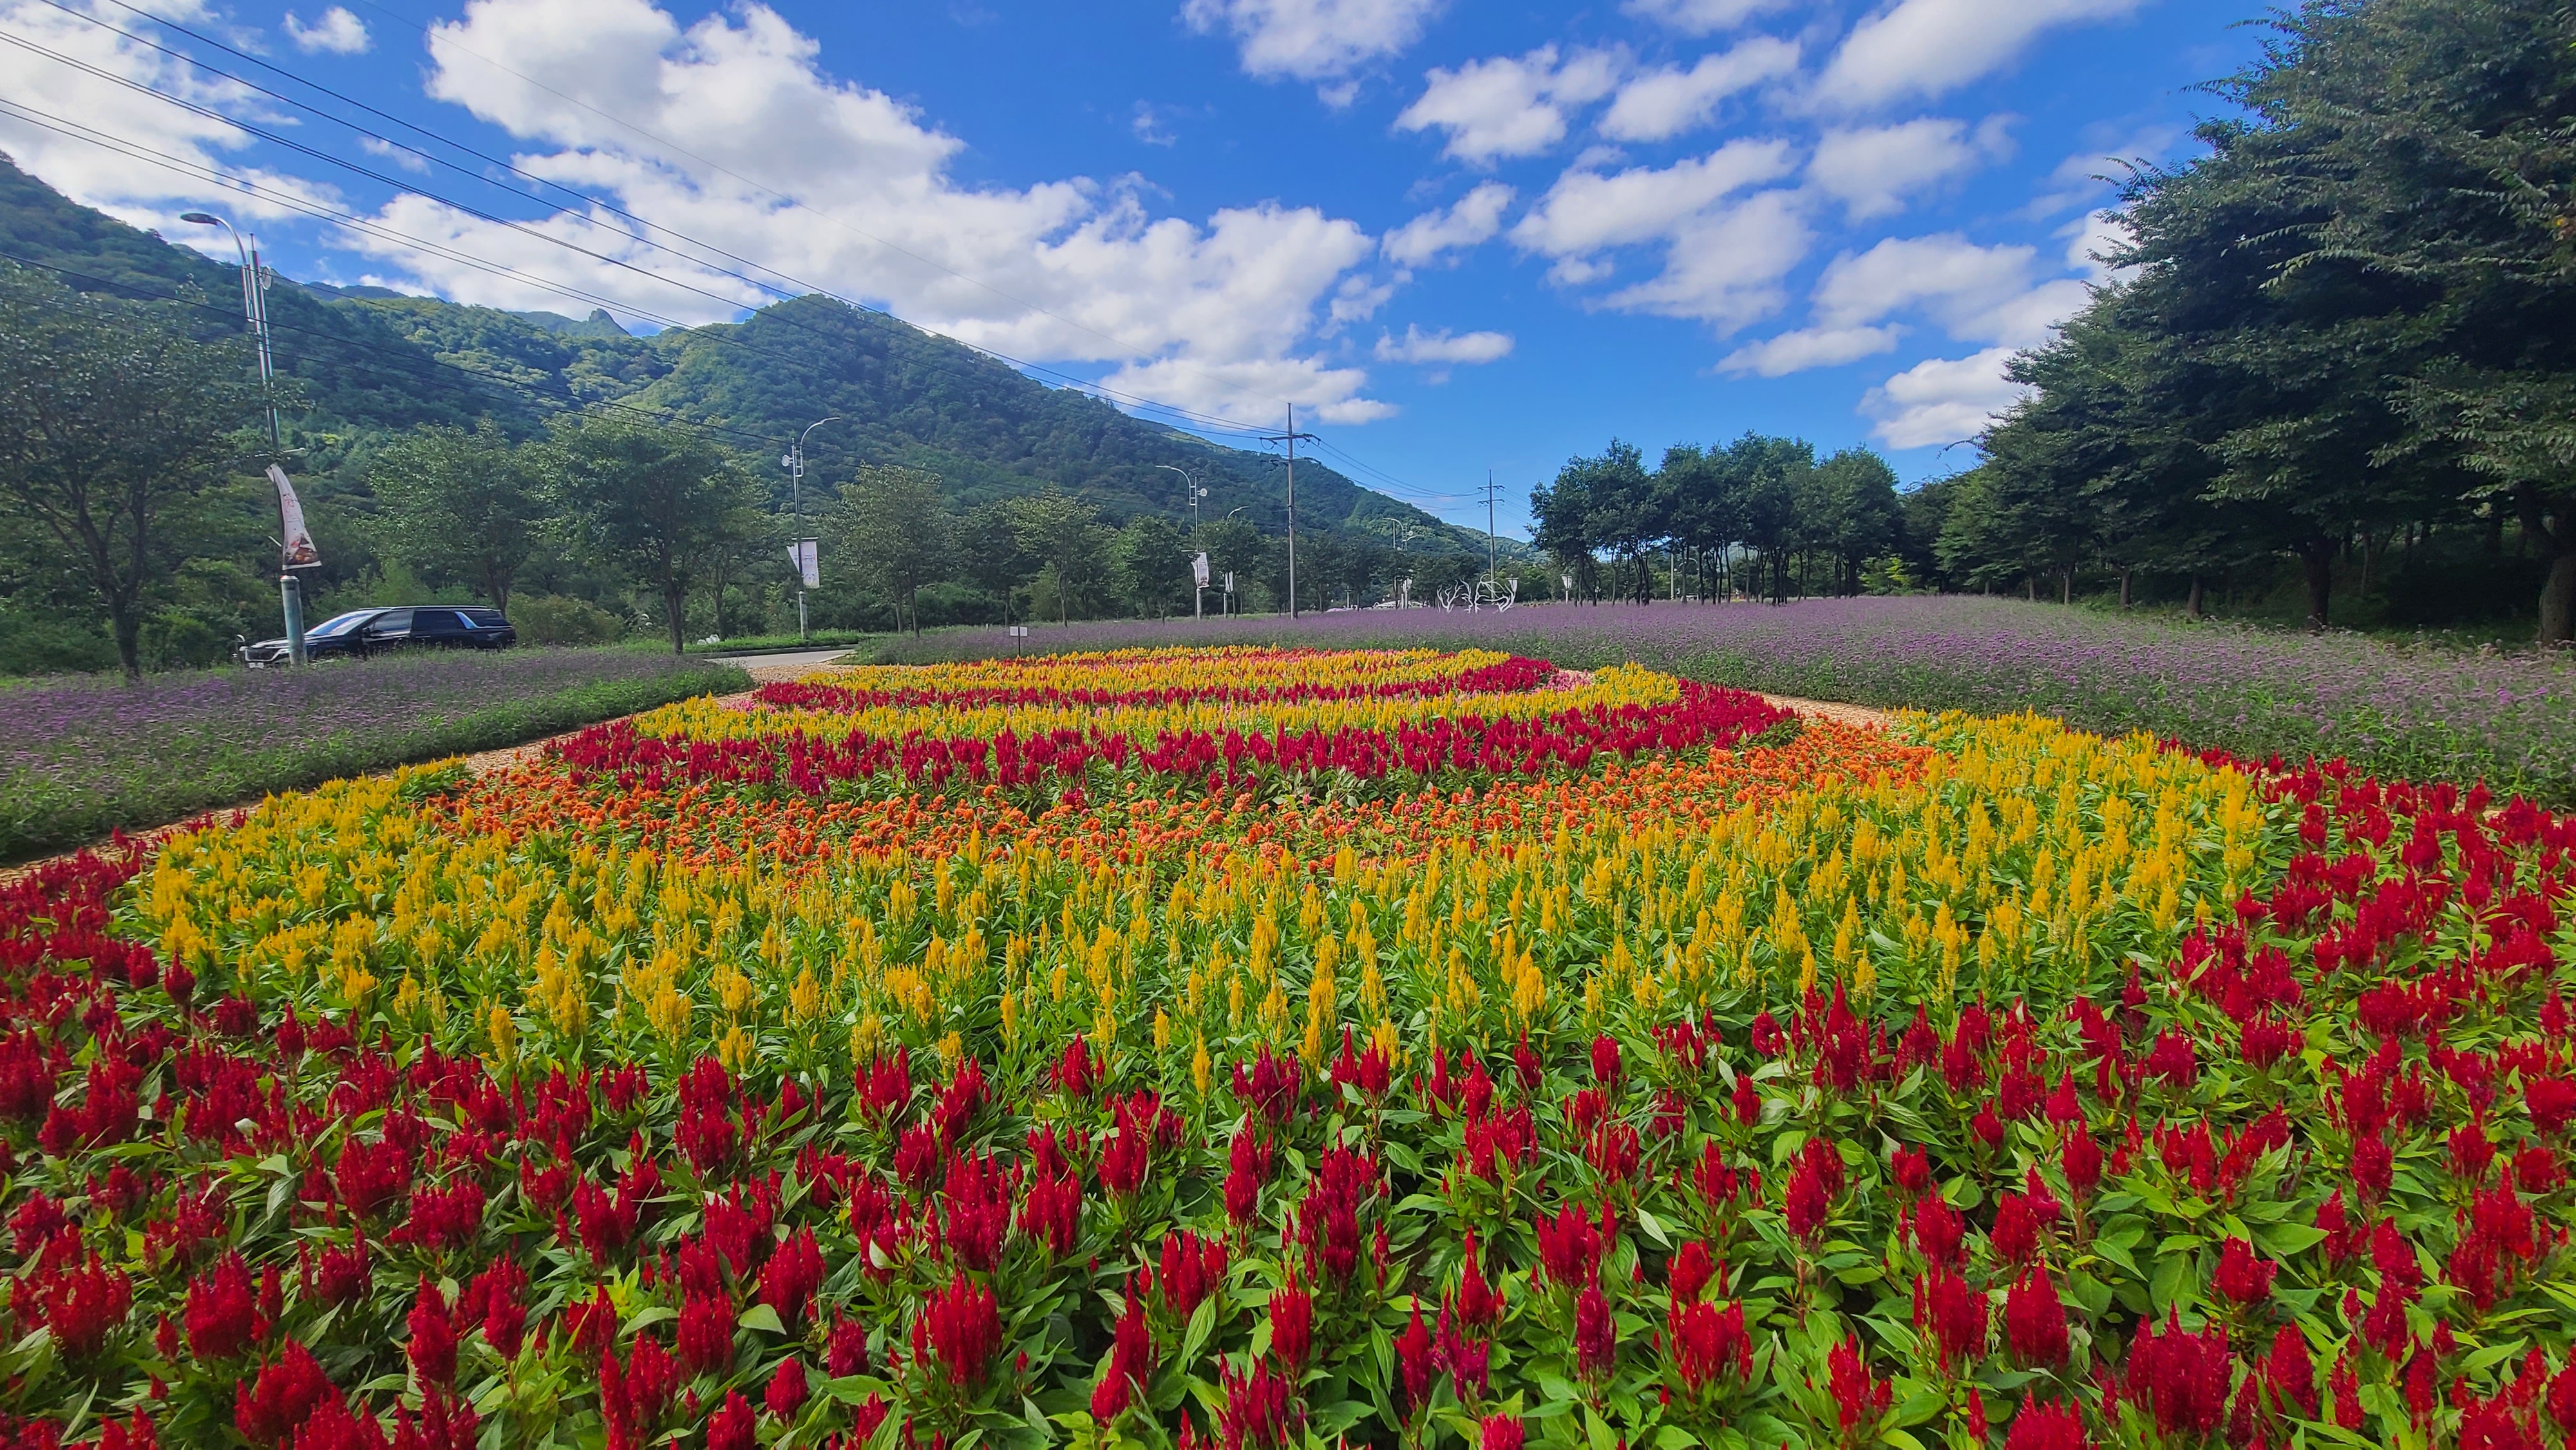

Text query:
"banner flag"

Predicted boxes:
[[269, 466, 320, 569]]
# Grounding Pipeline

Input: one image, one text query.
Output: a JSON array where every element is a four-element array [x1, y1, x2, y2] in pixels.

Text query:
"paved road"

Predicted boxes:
[[710, 649, 850, 673]]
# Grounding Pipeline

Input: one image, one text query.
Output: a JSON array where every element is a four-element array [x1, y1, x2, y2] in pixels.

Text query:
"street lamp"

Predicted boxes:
[[782, 417, 840, 641], [1157, 464, 1209, 620], [181, 210, 310, 666]]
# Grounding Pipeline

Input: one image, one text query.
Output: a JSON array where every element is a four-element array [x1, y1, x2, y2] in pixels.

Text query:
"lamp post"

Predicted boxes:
[[181, 210, 308, 666], [1157, 464, 1207, 619], [783, 417, 840, 641]]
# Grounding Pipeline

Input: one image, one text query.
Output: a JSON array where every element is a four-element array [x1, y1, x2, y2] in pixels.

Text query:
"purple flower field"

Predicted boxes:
[[0, 648, 747, 862], [876, 596, 2576, 805]]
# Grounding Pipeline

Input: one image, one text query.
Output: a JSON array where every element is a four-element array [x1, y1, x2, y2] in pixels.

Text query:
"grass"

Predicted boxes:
[[0, 648, 750, 863]]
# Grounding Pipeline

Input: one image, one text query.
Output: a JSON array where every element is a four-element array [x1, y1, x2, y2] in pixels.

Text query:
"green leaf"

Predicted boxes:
[[1636, 1209, 1673, 1248], [2254, 1223, 2329, 1257], [1181, 1297, 1217, 1368], [1585, 1408, 1616, 1450], [736, 1304, 786, 1335]]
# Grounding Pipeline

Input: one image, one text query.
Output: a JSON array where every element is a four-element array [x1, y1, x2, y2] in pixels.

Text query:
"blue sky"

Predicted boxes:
[[0, 0, 2262, 533]]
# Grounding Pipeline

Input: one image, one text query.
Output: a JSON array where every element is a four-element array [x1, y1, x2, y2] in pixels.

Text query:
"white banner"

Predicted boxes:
[[269, 465, 320, 569], [788, 539, 820, 588], [1191, 552, 1210, 588]]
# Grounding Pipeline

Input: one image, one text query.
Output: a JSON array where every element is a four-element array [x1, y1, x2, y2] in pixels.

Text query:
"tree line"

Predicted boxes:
[[1951, 0, 2576, 644], [0, 263, 1522, 676], [1530, 435, 1904, 601]]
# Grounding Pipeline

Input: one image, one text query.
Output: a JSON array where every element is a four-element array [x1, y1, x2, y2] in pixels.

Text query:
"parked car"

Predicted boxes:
[[238, 606, 516, 667]]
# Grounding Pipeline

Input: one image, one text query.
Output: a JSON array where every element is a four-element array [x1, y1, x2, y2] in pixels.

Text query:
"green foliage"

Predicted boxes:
[[1110, 513, 1193, 617], [828, 464, 955, 635], [0, 265, 273, 677], [370, 421, 542, 612], [1968, 0, 2576, 641], [540, 413, 766, 654], [511, 593, 626, 646]]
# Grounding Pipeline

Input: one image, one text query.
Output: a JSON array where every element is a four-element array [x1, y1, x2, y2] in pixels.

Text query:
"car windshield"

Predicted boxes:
[[306, 611, 377, 638]]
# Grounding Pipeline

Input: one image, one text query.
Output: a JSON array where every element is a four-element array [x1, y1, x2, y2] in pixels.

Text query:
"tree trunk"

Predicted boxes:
[[2060, 569, 2072, 605], [2025, 575, 2035, 601], [2118, 565, 2133, 608], [2186, 574, 2204, 619], [2358, 530, 2374, 604], [111, 604, 142, 682], [2298, 536, 2334, 631], [665, 583, 687, 654], [2517, 484, 2575, 647]]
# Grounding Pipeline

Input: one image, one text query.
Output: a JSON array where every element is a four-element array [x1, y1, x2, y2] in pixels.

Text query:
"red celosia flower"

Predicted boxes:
[[1056, 1034, 1096, 1098], [1913, 1192, 1965, 1268], [234, 1338, 335, 1445], [940, 1151, 1012, 1271], [759, 1227, 826, 1326], [1668, 1239, 1714, 1303], [918, 1276, 1000, 1388], [826, 1315, 869, 1379], [2125, 1311, 2231, 1439], [1270, 1277, 1313, 1370], [1457, 1234, 1504, 1326], [406, 1277, 458, 1389], [1223, 1127, 1273, 1224], [1481, 1415, 1524, 1450], [1297, 1148, 1372, 1285], [1396, 1302, 1439, 1414], [1535, 1203, 1603, 1290], [15, 1248, 130, 1357], [765, 1358, 810, 1420], [705, 1389, 755, 1450], [2002, 1398, 2087, 1450], [1573, 1284, 1615, 1379], [1218, 1359, 1300, 1450], [1889, 1146, 1931, 1198], [184, 1252, 261, 1360], [1233, 1047, 1302, 1124], [463, 1256, 529, 1359], [1913, 1266, 1987, 1369], [1827, 1334, 1891, 1434], [1159, 1230, 1227, 1317], [1589, 1035, 1622, 1087], [677, 1290, 734, 1375], [2213, 1237, 2276, 1306], [2062, 1132, 2103, 1200], [1669, 1298, 1751, 1391], [2004, 1265, 2069, 1368]]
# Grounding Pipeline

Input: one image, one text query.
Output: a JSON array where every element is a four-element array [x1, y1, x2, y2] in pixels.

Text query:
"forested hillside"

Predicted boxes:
[[0, 156, 1477, 669]]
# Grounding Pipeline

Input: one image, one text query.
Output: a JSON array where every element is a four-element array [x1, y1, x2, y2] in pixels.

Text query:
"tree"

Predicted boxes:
[[1110, 514, 1191, 618], [0, 268, 269, 679], [1007, 489, 1110, 624], [540, 412, 762, 654], [830, 464, 953, 635], [370, 421, 538, 613], [1810, 448, 1902, 595]]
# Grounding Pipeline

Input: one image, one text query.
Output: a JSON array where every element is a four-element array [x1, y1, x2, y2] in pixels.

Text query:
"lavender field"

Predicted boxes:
[[0, 649, 748, 862], [878, 597, 2576, 805]]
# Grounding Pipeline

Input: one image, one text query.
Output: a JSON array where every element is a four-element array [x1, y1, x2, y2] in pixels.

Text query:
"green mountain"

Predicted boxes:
[[0, 153, 1473, 549]]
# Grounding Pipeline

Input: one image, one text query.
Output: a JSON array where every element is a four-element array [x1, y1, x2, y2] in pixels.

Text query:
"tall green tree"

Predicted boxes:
[[1110, 514, 1191, 618], [829, 464, 954, 635], [0, 268, 269, 678], [1810, 448, 1902, 596], [1007, 489, 1109, 625], [370, 420, 539, 613], [540, 413, 761, 654]]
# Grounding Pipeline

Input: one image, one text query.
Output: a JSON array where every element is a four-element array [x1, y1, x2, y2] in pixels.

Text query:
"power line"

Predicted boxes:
[[0, 246, 786, 446], [5, 6, 1449, 499], [30, 0, 1293, 441]]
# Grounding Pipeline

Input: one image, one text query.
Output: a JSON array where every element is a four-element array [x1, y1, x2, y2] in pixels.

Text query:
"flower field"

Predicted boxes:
[[3, 645, 2573, 1450]]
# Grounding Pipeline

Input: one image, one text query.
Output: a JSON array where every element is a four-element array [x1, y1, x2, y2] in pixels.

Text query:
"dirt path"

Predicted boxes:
[[1551, 666, 1894, 730], [0, 657, 835, 888]]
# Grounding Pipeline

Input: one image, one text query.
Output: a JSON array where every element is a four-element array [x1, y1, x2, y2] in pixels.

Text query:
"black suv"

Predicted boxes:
[[239, 607, 516, 666]]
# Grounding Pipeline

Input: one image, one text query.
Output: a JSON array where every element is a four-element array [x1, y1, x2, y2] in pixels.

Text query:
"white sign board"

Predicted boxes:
[[788, 539, 820, 588]]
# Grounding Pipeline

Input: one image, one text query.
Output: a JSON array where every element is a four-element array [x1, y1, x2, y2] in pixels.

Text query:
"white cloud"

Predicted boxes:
[[1816, 0, 2143, 111], [2061, 208, 2132, 281], [1132, 102, 1177, 147], [1510, 138, 1796, 258], [1620, 0, 1790, 34], [1600, 189, 1811, 332], [1396, 45, 1622, 164], [358, 135, 433, 173], [1726, 231, 2095, 381], [1599, 37, 1799, 142], [1861, 345, 2025, 447], [1374, 323, 1513, 364], [379, 0, 1391, 424], [283, 5, 370, 53], [1718, 323, 1900, 375], [2027, 124, 2177, 212], [1181, 0, 1446, 85], [1806, 115, 2011, 219], [1381, 181, 1513, 268], [0, 0, 343, 235]]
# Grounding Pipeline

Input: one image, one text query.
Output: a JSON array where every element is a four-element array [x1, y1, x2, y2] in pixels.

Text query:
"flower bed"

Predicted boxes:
[[0, 650, 752, 863], [0, 646, 2571, 1450]]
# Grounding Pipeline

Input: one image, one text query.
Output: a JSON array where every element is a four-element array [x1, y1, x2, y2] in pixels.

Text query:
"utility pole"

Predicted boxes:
[[1260, 407, 1318, 619], [785, 417, 840, 641], [1477, 473, 1508, 592], [182, 211, 312, 666]]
